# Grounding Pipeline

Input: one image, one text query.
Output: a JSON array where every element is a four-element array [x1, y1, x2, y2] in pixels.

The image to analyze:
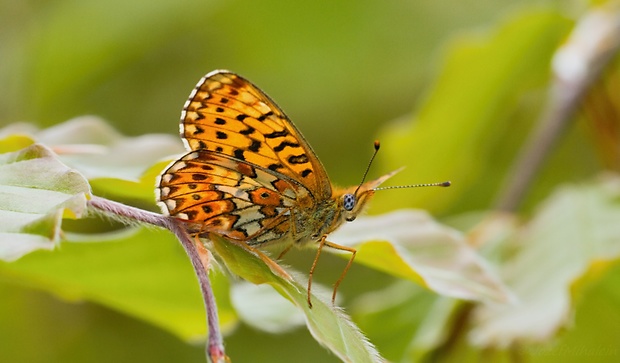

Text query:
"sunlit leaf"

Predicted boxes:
[[0, 132, 35, 153], [352, 281, 462, 362], [471, 176, 620, 346], [330, 209, 512, 304], [0, 143, 90, 261], [231, 282, 306, 333], [2, 118, 183, 203], [0, 226, 237, 341]]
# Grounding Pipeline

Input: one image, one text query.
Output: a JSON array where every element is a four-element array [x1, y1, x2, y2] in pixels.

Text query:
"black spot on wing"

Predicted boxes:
[[288, 154, 309, 164], [257, 111, 274, 122], [268, 163, 283, 171], [240, 126, 255, 135], [264, 130, 288, 139], [273, 141, 300, 152], [234, 149, 245, 161], [248, 140, 261, 152]]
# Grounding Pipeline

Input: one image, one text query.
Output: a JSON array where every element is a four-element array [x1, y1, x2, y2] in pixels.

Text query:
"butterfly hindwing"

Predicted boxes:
[[158, 150, 308, 243]]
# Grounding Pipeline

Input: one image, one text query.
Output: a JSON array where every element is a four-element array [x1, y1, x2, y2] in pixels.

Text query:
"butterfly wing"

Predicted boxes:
[[157, 150, 312, 245], [180, 70, 331, 200]]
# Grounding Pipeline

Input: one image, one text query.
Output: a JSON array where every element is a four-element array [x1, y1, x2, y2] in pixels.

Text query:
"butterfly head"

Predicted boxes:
[[339, 168, 402, 222]]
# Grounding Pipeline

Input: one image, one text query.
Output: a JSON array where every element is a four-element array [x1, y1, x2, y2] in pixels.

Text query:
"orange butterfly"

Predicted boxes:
[[156, 70, 448, 307]]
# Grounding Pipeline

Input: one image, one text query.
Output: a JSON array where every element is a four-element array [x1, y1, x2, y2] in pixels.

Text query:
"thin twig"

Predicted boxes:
[[495, 7, 620, 212], [88, 195, 227, 362]]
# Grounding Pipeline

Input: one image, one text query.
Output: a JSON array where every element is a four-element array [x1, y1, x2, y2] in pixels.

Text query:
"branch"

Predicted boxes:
[[495, 6, 620, 212]]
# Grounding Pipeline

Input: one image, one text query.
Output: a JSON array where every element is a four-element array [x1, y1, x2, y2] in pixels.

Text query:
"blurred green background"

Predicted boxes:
[[1, 0, 563, 186], [4, 0, 619, 362]]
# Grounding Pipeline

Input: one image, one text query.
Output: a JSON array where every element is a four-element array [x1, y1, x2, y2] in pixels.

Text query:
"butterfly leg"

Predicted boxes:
[[307, 235, 328, 308], [307, 237, 357, 307], [324, 240, 357, 305], [193, 233, 212, 269], [192, 224, 209, 256]]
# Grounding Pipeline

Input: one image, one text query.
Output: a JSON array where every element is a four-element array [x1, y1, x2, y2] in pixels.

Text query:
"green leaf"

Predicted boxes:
[[89, 160, 174, 204], [231, 282, 306, 333], [521, 261, 620, 363], [2, 117, 184, 203], [0, 227, 237, 341], [0, 131, 36, 153], [330, 210, 512, 304], [209, 234, 383, 363], [352, 282, 462, 362], [470, 176, 620, 346], [35, 117, 182, 177], [0, 143, 90, 261]]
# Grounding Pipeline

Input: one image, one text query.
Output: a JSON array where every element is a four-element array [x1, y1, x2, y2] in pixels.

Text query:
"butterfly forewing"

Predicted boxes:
[[181, 71, 331, 200]]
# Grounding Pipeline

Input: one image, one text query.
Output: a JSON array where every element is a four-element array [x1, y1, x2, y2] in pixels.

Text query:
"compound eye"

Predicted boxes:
[[343, 193, 356, 211]]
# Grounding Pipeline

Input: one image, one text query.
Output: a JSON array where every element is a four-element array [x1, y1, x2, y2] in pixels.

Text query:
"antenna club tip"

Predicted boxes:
[[441, 181, 451, 187], [373, 140, 380, 150]]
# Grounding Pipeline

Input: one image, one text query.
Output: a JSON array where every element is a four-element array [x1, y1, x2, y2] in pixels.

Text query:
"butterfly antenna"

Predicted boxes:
[[374, 181, 451, 191], [354, 140, 381, 196]]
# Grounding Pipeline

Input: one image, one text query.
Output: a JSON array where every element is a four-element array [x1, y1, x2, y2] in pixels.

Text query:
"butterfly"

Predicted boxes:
[[156, 70, 449, 307]]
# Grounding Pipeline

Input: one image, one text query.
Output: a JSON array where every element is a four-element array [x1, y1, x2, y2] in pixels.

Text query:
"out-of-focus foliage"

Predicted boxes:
[[2, 0, 620, 362]]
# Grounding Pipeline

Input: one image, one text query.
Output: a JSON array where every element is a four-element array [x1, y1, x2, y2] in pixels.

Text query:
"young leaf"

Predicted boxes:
[[2, 117, 184, 203], [470, 177, 620, 346], [0, 143, 90, 261], [329, 209, 512, 304]]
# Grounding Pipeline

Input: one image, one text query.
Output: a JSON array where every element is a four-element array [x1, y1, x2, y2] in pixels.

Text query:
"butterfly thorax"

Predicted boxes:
[[289, 197, 342, 246]]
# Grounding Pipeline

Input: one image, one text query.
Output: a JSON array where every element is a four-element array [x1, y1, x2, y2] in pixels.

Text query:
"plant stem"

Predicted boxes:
[[495, 7, 620, 212], [88, 195, 227, 362]]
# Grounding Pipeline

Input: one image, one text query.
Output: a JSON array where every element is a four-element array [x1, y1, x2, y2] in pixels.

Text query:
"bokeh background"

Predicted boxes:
[[2, 0, 559, 186], [2, 0, 619, 362]]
